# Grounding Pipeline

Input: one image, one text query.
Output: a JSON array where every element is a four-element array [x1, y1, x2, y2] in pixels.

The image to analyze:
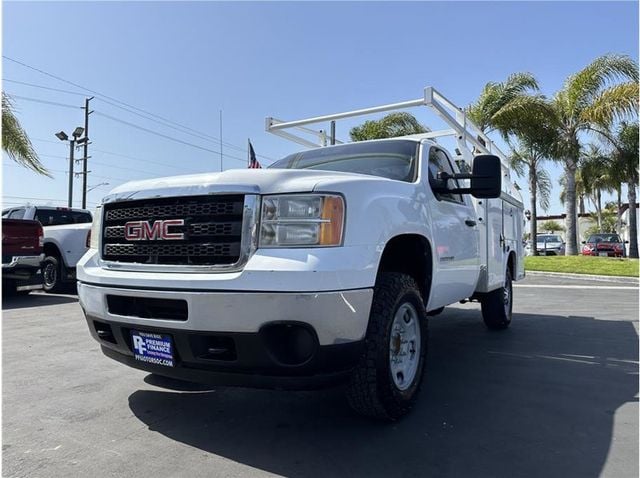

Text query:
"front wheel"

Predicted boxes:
[[346, 272, 428, 420], [481, 267, 513, 330]]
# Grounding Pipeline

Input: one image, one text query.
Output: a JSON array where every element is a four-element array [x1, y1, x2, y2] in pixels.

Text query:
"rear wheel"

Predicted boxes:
[[481, 267, 513, 330], [42, 255, 64, 293], [346, 272, 428, 420]]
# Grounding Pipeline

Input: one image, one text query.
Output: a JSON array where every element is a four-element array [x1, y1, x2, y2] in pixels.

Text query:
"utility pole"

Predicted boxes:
[[219, 110, 223, 172], [68, 138, 75, 208], [81, 97, 94, 209]]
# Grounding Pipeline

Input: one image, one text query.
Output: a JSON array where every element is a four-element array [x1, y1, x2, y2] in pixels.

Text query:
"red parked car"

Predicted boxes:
[[581, 233, 627, 258], [2, 218, 45, 294]]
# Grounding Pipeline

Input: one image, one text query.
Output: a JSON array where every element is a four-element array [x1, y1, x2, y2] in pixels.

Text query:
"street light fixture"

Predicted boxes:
[[55, 127, 84, 208]]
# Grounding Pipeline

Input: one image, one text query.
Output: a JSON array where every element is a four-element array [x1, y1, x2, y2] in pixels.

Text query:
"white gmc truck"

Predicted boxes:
[[78, 88, 524, 419]]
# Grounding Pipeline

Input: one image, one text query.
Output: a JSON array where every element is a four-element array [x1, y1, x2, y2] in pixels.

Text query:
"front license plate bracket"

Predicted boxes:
[[130, 330, 174, 367]]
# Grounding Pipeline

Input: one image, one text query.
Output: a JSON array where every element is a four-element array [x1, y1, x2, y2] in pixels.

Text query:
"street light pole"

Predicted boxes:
[[68, 138, 75, 208]]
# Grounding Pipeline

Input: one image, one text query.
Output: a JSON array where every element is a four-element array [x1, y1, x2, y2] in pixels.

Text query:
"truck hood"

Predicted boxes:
[[103, 168, 387, 202]]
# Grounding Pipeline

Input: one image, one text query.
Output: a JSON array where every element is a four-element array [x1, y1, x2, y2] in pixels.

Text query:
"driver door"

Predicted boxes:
[[425, 146, 480, 308]]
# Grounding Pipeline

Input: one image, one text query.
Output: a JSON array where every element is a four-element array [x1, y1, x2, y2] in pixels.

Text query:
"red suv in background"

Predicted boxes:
[[581, 233, 627, 258]]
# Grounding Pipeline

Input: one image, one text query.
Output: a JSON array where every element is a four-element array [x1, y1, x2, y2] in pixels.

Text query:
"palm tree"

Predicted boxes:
[[613, 121, 639, 258], [2, 92, 49, 176], [559, 171, 587, 215], [468, 72, 556, 252], [548, 54, 638, 255], [580, 144, 614, 231], [349, 112, 428, 141], [509, 136, 554, 254], [467, 72, 540, 134]]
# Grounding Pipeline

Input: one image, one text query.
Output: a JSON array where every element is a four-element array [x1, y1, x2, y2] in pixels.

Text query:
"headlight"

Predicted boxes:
[[89, 206, 102, 250], [259, 194, 345, 247]]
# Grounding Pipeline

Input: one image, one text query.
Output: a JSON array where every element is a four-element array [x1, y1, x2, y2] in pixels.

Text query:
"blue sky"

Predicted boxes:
[[2, 1, 638, 213]]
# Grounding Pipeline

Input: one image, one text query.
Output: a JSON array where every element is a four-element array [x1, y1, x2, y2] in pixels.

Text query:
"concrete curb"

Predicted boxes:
[[526, 270, 639, 284]]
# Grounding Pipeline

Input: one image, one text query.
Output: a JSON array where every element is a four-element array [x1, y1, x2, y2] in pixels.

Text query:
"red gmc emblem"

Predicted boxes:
[[124, 219, 185, 241]]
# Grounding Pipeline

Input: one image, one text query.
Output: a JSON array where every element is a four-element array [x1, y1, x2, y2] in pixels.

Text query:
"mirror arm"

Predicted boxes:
[[431, 185, 474, 195], [438, 171, 474, 181]]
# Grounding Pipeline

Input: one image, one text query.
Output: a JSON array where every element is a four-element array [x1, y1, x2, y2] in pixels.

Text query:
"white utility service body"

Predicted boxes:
[[77, 87, 524, 419]]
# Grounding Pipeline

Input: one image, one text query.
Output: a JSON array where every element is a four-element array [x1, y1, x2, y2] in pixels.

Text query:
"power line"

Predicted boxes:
[[93, 110, 247, 163], [3, 78, 87, 96], [30, 138, 203, 173], [3, 58, 276, 161], [90, 147, 202, 173], [6, 94, 81, 109], [3, 161, 130, 183]]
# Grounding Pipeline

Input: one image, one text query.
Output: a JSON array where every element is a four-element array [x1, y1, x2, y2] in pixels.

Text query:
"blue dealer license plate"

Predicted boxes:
[[130, 331, 174, 367]]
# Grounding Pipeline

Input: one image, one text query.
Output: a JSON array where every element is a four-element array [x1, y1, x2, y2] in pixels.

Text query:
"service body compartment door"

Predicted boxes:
[[484, 198, 505, 292]]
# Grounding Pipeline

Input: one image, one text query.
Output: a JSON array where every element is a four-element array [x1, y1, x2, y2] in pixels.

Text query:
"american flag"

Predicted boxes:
[[248, 140, 261, 169]]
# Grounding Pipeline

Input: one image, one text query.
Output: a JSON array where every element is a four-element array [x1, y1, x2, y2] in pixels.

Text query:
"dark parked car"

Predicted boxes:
[[581, 233, 627, 258]]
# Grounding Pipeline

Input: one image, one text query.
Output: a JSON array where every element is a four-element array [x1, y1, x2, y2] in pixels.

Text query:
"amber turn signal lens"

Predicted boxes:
[[319, 196, 344, 246]]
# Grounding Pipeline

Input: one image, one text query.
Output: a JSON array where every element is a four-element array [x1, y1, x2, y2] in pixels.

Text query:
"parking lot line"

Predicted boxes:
[[514, 284, 638, 290]]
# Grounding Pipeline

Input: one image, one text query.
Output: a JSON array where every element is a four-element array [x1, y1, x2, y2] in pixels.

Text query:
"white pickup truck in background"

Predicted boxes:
[[77, 87, 525, 420], [2, 206, 92, 292]]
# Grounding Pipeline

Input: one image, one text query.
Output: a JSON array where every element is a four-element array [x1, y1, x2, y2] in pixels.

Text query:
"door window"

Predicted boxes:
[[427, 148, 463, 203]]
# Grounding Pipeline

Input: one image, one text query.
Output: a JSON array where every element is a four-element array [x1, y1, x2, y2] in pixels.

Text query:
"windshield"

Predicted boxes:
[[587, 234, 621, 243], [269, 140, 419, 182], [538, 235, 562, 243]]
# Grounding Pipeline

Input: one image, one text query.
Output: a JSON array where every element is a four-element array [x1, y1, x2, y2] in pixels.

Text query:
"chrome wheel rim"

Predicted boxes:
[[503, 277, 512, 318], [389, 302, 421, 391], [43, 263, 57, 287]]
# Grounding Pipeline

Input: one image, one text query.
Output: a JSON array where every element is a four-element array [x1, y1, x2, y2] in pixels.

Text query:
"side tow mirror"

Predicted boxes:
[[471, 155, 502, 199]]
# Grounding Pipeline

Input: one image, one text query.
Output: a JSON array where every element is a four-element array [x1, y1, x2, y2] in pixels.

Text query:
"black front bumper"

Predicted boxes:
[[85, 314, 363, 390]]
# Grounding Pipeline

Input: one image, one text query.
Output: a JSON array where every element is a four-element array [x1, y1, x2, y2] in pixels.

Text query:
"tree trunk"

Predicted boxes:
[[579, 195, 585, 215], [616, 187, 622, 233], [628, 182, 638, 259], [564, 160, 579, 255], [529, 168, 538, 256], [596, 189, 602, 231]]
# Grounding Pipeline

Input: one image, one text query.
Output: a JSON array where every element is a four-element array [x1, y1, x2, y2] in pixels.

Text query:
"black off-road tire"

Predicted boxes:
[[480, 267, 513, 330], [346, 272, 428, 420], [42, 255, 64, 293]]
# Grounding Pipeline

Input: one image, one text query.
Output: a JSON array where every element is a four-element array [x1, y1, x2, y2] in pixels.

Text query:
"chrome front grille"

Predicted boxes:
[[101, 194, 246, 267]]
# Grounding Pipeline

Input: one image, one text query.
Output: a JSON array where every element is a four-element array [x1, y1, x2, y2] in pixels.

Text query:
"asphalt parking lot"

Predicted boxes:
[[2, 275, 638, 478]]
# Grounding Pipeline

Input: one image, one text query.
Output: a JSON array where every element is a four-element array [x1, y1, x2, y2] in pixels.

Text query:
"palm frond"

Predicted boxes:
[[581, 81, 639, 127], [466, 72, 539, 133], [2, 92, 50, 176], [564, 54, 639, 115], [535, 166, 552, 212]]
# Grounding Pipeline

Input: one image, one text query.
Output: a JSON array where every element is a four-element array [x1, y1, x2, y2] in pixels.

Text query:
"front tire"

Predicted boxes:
[[42, 255, 64, 293], [346, 272, 428, 420], [481, 267, 513, 330]]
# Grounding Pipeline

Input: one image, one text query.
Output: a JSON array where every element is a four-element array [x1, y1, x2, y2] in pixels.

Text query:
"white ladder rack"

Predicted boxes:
[[265, 86, 509, 167]]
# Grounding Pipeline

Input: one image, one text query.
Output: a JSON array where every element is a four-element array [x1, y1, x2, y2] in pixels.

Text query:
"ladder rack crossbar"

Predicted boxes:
[[265, 86, 508, 164]]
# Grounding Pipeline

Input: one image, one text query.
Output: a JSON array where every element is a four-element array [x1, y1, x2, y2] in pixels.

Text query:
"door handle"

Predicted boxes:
[[465, 219, 476, 227]]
